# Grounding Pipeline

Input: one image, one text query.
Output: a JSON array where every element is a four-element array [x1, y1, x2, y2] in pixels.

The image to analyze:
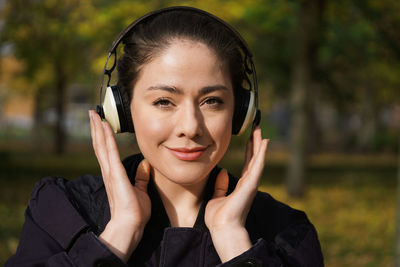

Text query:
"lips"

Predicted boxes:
[[167, 146, 207, 161]]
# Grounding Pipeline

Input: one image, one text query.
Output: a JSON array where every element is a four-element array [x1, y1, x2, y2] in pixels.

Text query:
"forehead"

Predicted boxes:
[[133, 39, 232, 94]]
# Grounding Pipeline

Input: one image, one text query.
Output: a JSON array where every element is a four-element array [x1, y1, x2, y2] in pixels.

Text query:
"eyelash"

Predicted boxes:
[[203, 97, 223, 107], [153, 98, 173, 108]]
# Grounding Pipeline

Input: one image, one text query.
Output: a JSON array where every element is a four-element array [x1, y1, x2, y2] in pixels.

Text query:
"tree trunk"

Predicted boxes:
[[54, 62, 67, 155], [287, 0, 324, 198]]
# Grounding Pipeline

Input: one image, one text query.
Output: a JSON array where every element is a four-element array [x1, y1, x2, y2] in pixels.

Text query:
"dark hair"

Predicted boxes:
[[116, 9, 247, 127]]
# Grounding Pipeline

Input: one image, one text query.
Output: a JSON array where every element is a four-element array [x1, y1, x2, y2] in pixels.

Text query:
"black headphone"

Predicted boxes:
[[96, 6, 260, 135]]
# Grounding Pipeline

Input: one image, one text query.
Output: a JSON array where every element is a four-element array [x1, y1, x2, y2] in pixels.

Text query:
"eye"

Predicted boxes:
[[153, 98, 174, 109], [203, 97, 223, 107]]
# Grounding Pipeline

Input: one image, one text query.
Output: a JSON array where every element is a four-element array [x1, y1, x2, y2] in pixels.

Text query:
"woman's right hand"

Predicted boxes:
[[89, 110, 151, 262]]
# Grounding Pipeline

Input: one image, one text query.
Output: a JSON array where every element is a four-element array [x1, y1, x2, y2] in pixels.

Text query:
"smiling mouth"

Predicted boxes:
[[167, 146, 207, 161]]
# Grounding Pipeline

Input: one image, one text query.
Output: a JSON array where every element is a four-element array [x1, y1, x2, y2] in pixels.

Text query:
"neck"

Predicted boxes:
[[152, 168, 209, 227]]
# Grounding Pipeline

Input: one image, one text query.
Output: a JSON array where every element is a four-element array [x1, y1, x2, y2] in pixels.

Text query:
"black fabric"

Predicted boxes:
[[6, 153, 324, 267]]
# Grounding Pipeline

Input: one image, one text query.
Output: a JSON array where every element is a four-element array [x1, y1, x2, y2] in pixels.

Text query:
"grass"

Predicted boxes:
[[0, 140, 397, 266], [259, 177, 395, 266]]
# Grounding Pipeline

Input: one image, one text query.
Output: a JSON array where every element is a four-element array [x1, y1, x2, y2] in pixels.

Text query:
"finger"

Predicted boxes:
[[242, 126, 263, 176], [89, 110, 96, 140], [89, 110, 110, 174], [242, 137, 253, 176], [252, 126, 262, 155], [212, 169, 229, 199], [102, 121, 122, 167], [102, 121, 131, 187], [245, 139, 269, 188], [89, 111, 112, 205], [135, 159, 151, 193]]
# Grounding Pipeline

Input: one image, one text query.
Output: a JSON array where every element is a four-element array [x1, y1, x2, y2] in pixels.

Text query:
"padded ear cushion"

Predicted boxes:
[[110, 86, 129, 133], [117, 86, 135, 133], [232, 89, 250, 135], [232, 89, 256, 135]]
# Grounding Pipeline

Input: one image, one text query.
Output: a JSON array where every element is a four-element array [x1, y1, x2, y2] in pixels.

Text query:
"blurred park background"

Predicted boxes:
[[0, 0, 399, 266]]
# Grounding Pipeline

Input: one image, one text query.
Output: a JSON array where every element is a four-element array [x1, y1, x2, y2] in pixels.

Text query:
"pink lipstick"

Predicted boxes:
[[167, 146, 207, 161]]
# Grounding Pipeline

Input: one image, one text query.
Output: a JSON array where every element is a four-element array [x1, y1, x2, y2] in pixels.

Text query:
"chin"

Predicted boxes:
[[156, 159, 216, 185]]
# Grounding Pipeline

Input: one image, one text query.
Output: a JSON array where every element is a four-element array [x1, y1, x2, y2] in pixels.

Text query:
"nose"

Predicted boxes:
[[175, 102, 204, 139]]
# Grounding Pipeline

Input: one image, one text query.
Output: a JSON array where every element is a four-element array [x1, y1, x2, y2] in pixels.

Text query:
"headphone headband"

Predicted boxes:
[[107, 6, 253, 57], [98, 6, 260, 135]]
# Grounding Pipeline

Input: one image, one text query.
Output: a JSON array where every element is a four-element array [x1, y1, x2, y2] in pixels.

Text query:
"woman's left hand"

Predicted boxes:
[[205, 126, 269, 263]]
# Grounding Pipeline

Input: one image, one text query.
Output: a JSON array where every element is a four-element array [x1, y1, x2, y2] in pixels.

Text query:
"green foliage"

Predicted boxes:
[[317, 0, 400, 108], [239, 0, 299, 96], [3, 0, 91, 82]]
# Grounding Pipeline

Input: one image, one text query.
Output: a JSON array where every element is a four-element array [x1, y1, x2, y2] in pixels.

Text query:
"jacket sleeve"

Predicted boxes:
[[218, 222, 324, 267], [5, 177, 128, 267], [215, 188, 324, 267]]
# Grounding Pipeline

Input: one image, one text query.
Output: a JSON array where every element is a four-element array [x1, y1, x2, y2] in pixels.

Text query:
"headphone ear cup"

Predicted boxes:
[[102, 86, 121, 133], [102, 86, 134, 133], [232, 89, 256, 135]]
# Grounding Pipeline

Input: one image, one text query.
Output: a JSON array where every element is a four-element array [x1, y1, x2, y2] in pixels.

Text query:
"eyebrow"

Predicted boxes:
[[200, 85, 229, 95], [147, 85, 183, 94], [147, 84, 229, 95]]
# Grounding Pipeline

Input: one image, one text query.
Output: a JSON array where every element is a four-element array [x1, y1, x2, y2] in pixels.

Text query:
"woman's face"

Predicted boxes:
[[131, 39, 234, 185]]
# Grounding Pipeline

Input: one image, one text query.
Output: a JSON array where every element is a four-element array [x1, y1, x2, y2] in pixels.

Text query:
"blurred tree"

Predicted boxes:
[[316, 0, 400, 151], [355, 0, 400, 152], [286, 0, 325, 198], [2, 0, 95, 154]]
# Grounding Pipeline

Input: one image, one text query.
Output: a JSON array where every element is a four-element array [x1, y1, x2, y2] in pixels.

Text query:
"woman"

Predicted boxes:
[[6, 7, 324, 267]]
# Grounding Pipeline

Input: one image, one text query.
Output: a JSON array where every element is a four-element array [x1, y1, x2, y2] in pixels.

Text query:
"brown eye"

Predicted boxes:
[[153, 98, 174, 109], [204, 97, 223, 107]]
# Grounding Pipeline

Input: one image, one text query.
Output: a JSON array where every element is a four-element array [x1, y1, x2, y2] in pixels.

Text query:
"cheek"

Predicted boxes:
[[137, 117, 165, 136], [132, 105, 170, 149], [208, 98, 234, 148], [206, 112, 233, 151]]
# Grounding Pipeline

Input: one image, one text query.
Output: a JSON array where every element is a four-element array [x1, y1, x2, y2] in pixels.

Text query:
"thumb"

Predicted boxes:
[[135, 159, 150, 192], [212, 169, 229, 199]]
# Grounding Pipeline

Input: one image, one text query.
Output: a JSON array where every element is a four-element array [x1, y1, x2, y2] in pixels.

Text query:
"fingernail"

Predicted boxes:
[[142, 160, 150, 175]]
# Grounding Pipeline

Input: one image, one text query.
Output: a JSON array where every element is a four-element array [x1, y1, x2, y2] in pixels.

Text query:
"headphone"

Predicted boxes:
[[96, 6, 260, 135]]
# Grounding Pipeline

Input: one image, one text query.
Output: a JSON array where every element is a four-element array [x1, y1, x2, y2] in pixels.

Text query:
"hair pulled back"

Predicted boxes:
[[116, 9, 247, 122]]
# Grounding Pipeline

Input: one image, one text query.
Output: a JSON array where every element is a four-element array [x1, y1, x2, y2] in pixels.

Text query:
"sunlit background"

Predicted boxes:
[[0, 0, 399, 266]]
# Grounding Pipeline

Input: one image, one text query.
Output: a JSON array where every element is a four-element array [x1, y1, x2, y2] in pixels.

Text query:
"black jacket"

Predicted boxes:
[[6, 154, 324, 266]]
